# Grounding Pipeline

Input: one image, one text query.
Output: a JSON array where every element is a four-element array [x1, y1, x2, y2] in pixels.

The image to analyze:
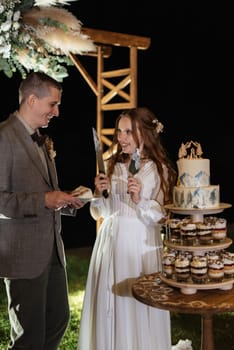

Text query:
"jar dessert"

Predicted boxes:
[[180, 223, 197, 245], [221, 251, 234, 278], [174, 255, 190, 282], [196, 222, 213, 245], [167, 218, 181, 243], [211, 218, 227, 242], [190, 256, 208, 283], [208, 259, 224, 282], [162, 252, 176, 278]]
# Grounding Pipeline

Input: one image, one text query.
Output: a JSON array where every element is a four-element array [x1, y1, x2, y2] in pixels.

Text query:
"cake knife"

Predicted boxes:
[[92, 127, 109, 198]]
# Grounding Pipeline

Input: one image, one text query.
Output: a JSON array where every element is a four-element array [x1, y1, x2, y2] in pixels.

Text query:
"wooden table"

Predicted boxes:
[[132, 272, 234, 350]]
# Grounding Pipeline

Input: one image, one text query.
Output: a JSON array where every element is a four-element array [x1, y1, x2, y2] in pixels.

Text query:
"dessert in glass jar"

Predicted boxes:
[[180, 222, 197, 246], [211, 218, 227, 242], [221, 251, 234, 278], [167, 218, 181, 243], [162, 252, 176, 278], [190, 255, 208, 283], [204, 216, 227, 242], [208, 258, 224, 282], [175, 254, 190, 282], [196, 222, 213, 245]]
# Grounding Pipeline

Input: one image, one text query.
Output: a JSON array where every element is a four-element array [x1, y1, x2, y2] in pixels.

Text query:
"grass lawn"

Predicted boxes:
[[1, 246, 234, 349], [0, 248, 91, 350]]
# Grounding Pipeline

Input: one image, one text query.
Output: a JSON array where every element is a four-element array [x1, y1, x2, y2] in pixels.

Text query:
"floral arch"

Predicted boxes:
[[0, 0, 150, 153]]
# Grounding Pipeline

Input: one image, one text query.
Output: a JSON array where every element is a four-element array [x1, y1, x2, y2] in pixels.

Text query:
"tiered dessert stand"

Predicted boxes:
[[161, 203, 233, 294]]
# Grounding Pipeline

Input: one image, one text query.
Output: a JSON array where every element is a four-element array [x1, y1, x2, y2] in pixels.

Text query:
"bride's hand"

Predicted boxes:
[[127, 176, 141, 204], [94, 174, 109, 196]]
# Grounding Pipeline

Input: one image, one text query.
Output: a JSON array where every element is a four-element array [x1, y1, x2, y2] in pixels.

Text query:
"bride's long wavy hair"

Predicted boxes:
[[106, 107, 177, 204]]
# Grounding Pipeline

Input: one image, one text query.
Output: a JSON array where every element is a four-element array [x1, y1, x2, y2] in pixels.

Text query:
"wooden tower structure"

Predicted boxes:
[[69, 27, 151, 155]]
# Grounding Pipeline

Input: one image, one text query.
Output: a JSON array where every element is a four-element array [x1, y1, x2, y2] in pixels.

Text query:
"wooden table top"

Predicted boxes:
[[132, 273, 234, 316]]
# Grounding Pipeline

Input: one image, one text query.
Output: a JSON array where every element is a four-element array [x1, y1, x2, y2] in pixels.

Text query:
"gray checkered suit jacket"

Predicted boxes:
[[0, 113, 65, 278]]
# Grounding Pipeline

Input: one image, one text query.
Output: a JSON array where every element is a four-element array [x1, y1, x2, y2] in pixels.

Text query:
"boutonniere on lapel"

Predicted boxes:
[[45, 137, 56, 161]]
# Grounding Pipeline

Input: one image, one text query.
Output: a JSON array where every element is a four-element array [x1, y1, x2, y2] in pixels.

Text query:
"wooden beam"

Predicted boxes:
[[83, 45, 112, 58], [82, 27, 151, 50], [68, 53, 98, 95]]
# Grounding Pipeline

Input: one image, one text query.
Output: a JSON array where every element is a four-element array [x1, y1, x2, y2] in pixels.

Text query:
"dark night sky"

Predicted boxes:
[[1, 2, 234, 247]]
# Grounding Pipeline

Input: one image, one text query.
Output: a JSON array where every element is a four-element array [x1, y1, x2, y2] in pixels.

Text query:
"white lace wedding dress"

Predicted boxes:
[[77, 161, 192, 350]]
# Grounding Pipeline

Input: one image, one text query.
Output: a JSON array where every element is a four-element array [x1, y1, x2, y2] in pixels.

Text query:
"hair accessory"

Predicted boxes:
[[152, 118, 164, 133]]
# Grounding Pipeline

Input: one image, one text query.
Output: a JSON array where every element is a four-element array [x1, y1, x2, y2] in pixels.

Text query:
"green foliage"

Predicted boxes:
[[171, 312, 201, 350], [214, 313, 234, 350], [39, 17, 69, 32], [0, 283, 9, 350], [0, 0, 86, 81], [0, 58, 14, 78], [61, 250, 90, 349], [0, 250, 90, 349], [15, 0, 35, 13]]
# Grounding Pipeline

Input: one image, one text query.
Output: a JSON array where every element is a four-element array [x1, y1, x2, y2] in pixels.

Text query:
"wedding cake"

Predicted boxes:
[[173, 141, 220, 209]]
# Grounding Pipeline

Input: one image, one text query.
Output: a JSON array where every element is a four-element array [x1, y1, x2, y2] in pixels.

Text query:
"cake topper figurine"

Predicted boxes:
[[178, 141, 203, 159]]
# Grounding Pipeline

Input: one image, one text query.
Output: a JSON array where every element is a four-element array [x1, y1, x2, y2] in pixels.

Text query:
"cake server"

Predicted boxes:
[[92, 127, 109, 198]]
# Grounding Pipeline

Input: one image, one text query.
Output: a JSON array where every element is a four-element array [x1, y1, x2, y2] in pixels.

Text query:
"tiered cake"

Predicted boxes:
[[162, 141, 233, 294], [173, 141, 219, 209]]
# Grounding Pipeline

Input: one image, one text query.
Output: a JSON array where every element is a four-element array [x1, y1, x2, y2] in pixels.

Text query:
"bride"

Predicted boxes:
[[77, 107, 192, 350]]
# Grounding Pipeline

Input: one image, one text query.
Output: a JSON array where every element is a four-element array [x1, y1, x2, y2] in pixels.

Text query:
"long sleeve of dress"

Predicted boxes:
[[90, 160, 167, 226]]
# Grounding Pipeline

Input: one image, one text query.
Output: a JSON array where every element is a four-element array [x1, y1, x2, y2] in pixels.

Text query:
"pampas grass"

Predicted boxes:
[[0, 0, 96, 79], [22, 6, 96, 55], [34, 0, 76, 6]]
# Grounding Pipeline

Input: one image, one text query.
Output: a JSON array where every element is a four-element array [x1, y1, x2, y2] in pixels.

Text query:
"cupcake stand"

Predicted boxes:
[[162, 203, 233, 295], [132, 202, 234, 350]]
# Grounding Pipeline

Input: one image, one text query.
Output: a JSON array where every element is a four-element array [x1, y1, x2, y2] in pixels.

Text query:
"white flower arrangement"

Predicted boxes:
[[0, 0, 96, 81], [152, 118, 164, 134], [172, 339, 193, 350]]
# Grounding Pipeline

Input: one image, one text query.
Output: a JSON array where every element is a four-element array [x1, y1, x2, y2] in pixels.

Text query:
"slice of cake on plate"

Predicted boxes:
[[71, 186, 94, 202]]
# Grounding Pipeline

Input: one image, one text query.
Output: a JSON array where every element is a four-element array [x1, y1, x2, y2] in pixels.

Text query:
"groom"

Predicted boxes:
[[0, 72, 84, 349]]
